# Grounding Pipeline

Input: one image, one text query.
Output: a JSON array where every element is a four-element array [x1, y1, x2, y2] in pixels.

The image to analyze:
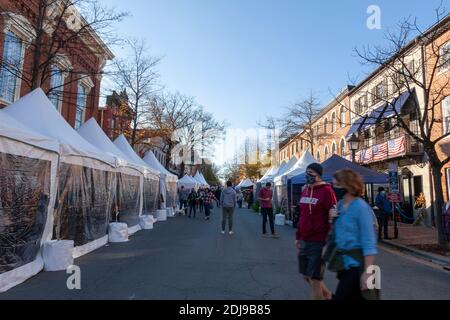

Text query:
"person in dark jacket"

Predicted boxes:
[[375, 187, 390, 240], [296, 163, 336, 300], [187, 189, 198, 218]]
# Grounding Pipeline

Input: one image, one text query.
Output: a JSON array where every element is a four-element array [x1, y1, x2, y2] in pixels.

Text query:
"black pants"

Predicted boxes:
[[262, 207, 275, 235], [189, 203, 196, 217], [377, 212, 389, 239], [334, 267, 364, 300], [179, 200, 188, 211]]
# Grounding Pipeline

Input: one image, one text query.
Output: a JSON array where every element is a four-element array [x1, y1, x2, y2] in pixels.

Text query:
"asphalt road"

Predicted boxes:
[[1, 207, 449, 300]]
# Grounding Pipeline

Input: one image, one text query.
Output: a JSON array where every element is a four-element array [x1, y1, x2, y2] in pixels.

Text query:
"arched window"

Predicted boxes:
[[332, 112, 337, 132], [316, 151, 320, 162], [332, 142, 337, 155], [324, 118, 328, 135], [340, 106, 346, 128], [324, 146, 329, 159], [340, 138, 346, 156]]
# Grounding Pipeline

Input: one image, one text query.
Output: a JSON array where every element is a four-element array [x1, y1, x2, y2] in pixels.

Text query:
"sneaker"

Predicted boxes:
[[229, 231, 234, 235], [262, 234, 270, 238], [271, 234, 280, 239], [221, 231, 225, 235]]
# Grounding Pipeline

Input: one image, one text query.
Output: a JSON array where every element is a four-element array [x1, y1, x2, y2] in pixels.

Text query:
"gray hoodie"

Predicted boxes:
[[220, 187, 237, 208]]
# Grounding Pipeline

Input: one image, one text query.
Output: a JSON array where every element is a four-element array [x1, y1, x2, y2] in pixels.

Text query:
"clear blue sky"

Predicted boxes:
[[100, 0, 448, 164]]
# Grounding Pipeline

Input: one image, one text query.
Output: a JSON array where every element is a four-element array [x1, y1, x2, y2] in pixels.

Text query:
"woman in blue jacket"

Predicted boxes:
[[330, 169, 379, 300]]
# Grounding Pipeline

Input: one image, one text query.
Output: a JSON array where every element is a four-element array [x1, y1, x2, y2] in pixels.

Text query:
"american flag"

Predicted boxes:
[[361, 148, 373, 163], [388, 136, 406, 157], [372, 142, 388, 161]]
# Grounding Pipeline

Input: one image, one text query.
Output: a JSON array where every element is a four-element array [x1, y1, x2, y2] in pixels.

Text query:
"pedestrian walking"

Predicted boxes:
[[178, 186, 189, 215], [326, 169, 379, 300], [215, 187, 222, 208], [296, 163, 336, 300], [203, 188, 216, 220], [258, 183, 279, 238], [220, 181, 237, 235], [247, 190, 254, 209], [188, 189, 198, 218], [375, 187, 390, 240], [237, 190, 243, 208]]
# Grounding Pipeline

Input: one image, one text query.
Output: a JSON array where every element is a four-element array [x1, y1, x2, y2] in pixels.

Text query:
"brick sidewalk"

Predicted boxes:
[[387, 222, 438, 246]]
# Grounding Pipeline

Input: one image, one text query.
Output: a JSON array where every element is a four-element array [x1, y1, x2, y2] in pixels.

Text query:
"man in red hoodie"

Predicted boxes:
[[296, 163, 336, 300]]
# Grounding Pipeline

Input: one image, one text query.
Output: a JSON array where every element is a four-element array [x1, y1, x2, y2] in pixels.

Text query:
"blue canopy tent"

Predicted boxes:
[[291, 155, 388, 185]]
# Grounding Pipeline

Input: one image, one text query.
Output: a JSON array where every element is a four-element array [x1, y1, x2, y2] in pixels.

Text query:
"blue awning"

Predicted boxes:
[[346, 89, 413, 138]]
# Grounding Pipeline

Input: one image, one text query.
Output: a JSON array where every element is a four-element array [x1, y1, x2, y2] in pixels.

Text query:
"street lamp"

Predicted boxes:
[[348, 133, 359, 163]]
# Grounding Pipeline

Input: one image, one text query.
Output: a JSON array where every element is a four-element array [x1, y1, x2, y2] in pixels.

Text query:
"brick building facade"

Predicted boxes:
[[0, 0, 113, 128]]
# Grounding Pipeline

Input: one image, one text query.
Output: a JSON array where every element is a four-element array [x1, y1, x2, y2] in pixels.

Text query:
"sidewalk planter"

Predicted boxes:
[[43, 240, 74, 272], [157, 209, 167, 222], [139, 216, 154, 230], [275, 214, 286, 226], [108, 223, 129, 243]]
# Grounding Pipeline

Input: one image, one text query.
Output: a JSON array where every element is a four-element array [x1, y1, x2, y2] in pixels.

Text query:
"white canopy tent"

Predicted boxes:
[[273, 156, 298, 186], [113, 135, 160, 226], [4, 89, 117, 259], [0, 110, 59, 292], [258, 166, 278, 184], [178, 175, 198, 190], [279, 151, 317, 185], [194, 171, 209, 188], [199, 173, 209, 187], [78, 119, 158, 234], [143, 150, 178, 209], [237, 178, 255, 189]]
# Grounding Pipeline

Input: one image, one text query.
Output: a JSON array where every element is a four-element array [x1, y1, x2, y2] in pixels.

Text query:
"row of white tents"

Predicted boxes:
[[257, 151, 317, 209], [178, 171, 210, 190], [0, 89, 178, 292]]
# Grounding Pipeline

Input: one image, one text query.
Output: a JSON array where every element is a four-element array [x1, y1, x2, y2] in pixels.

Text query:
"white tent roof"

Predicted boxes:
[[238, 178, 255, 188], [273, 156, 298, 185], [77, 118, 139, 170], [143, 151, 178, 182], [0, 109, 59, 153], [194, 171, 209, 187], [199, 173, 209, 186], [3, 89, 114, 165], [283, 151, 317, 180], [113, 135, 159, 176], [258, 166, 277, 183], [178, 175, 198, 189]]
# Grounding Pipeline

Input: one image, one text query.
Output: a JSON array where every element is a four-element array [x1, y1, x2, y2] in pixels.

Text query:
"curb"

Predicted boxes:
[[380, 240, 450, 270]]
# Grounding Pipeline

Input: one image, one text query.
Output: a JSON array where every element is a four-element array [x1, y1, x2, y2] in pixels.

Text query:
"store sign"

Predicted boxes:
[[388, 163, 399, 193]]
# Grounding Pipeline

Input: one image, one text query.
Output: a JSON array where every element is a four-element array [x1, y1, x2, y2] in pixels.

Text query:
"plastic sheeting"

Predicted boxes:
[[115, 172, 141, 228], [166, 181, 178, 208], [143, 176, 159, 216], [54, 163, 116, 248], [0, 152, 52, 275]]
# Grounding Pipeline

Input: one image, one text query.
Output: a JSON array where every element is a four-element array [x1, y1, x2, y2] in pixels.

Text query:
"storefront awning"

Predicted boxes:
[[346, 89, 414, 138]]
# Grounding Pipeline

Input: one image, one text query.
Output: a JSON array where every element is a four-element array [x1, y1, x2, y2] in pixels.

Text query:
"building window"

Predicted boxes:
[[340, 139, 346, 156], [300, 139, 303, 150], [340, 106, 346, 128], [0, 31, 24, 103], [316, 125, 320, 137], [49, 66, 64, 110], [324, 146, 329, 160], [355, 94, 368, 115], [372, 81, 387, 105], [324, 118, 328, 135], [75, 82, 87, 129], [296, 141, 298, 153], [440, 41, 450, 70], [316, 151, 320, 162], [332, 112, 337, 133], [292, 144, 295, 156], [442, 96, 450, 135], [332, 142, 336, 155]]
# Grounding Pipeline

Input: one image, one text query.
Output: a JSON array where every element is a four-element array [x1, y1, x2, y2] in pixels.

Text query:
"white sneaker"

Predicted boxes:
[[229, 231, 234, 235], [221, 231, 225, 235]]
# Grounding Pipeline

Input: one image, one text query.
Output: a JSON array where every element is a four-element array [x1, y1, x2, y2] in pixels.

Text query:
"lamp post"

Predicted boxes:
[[348, 133, 359, 163]]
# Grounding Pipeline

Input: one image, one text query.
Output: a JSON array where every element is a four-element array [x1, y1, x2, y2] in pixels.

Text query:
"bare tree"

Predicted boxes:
[[147, 91, 225, 168], [353, 7, 450, 249], [0, 0, 127, 102], [109, 38, 162, 147]]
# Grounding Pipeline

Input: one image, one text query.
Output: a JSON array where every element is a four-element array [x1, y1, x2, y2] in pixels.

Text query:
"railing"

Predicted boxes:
[[353, 135, 423, 164]]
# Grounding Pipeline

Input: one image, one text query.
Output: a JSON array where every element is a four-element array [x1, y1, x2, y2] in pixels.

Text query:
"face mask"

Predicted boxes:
[[306, 174, 316, 185], [381, 191, 386, 196], [334, 187, 347, 199]]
